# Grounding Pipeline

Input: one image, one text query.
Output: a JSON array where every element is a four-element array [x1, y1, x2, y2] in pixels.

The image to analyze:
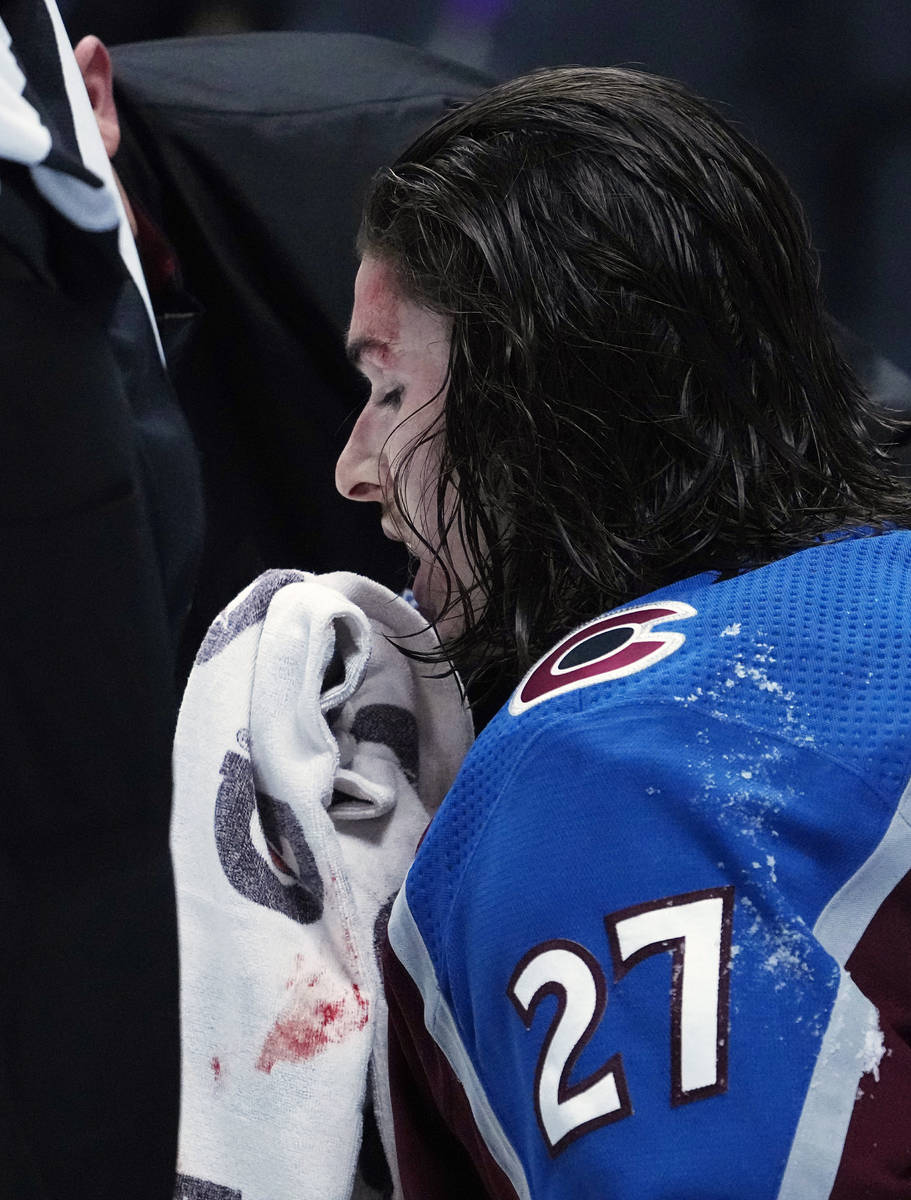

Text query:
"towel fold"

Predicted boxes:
[[172, 570, 473, 1200]]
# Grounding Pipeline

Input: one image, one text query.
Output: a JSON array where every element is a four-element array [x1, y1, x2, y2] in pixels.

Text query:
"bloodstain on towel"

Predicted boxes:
[[256, 969, 369, 1073]]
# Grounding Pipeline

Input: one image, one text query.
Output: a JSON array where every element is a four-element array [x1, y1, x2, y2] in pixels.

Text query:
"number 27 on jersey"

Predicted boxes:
[[507, 886, 735, 1155]]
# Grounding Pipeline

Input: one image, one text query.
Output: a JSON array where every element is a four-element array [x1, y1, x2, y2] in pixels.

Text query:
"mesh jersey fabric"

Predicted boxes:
[[388, 528, 911, 1199]]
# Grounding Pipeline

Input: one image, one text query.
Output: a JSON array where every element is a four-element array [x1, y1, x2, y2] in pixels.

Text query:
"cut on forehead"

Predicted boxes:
[[348, 254, 452, 375], [350, 255, 401, 326], [346, 335, 391, 370], [346, 256, 403, 368]]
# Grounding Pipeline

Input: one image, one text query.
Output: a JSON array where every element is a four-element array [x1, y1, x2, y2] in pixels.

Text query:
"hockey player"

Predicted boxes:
[[335, 68, 911, 1197]]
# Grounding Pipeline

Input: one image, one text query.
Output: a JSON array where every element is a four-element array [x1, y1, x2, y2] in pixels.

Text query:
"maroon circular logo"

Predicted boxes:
[[509, 602, 696, 714]]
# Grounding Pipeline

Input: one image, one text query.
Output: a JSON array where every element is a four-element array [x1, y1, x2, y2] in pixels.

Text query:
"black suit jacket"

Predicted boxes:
[[111, 33, 489, 676], [0, 5, 202, 1197]]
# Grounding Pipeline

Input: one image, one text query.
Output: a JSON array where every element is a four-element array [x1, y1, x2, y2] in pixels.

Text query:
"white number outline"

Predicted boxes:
[[605, 886, 735, 1107], [507, 938, 632, 1156], [507, 887, 734, 1154]]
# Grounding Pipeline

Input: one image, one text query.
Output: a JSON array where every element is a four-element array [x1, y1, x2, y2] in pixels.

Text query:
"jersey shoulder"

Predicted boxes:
[[407, 531, 911, 965], [505, 530, 911, 790]]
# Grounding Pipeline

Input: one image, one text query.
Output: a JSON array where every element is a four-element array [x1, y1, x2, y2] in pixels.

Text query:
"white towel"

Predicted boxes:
[[171, 570, 473, 1200]]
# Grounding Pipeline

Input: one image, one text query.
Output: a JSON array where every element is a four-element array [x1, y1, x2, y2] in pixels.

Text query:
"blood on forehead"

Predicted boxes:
[[349, 257, 406, 367], [348, 255, 452, 388]]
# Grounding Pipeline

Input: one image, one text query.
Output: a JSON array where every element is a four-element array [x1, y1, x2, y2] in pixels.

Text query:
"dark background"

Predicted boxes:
[[61, 0, 910, 375]]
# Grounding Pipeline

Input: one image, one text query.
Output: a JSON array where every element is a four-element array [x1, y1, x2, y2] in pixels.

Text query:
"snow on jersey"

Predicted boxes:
[[385, 529, 911, 1199]]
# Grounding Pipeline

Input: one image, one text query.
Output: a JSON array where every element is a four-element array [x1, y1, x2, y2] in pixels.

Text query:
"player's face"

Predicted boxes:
[[336, 255, 473, 630]]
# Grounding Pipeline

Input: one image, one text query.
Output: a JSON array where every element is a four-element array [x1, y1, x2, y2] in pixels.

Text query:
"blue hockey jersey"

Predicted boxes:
[[385, 529, 911, 1199]]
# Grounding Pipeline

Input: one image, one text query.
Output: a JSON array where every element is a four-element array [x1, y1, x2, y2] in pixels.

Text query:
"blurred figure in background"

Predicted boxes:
[[62, 0, 910, 385], [75, 31, 487, 679], [2, 7, 484, 1195], [0, 2, 202, 1197]]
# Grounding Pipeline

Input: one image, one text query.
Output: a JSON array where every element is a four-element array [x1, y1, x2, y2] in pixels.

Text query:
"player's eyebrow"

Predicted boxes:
[[346, 335, 391, 369]]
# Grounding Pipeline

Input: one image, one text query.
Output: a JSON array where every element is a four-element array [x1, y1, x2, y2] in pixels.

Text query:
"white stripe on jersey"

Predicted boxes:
[[778, 771, 911, 1197], [815, 772, 911, 964], [778, 973, 880, 1199], [388, 887, 532, 1200]]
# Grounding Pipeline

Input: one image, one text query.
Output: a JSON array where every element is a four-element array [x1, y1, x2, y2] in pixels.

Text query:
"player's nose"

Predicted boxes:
[[335, 412, 383, 502]]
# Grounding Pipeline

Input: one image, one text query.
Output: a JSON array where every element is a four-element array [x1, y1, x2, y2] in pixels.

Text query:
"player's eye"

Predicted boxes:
[[377, 386, 403, 410]]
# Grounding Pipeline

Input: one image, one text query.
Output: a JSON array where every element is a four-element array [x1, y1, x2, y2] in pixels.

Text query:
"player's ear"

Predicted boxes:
[[73, 35, 120, 159]]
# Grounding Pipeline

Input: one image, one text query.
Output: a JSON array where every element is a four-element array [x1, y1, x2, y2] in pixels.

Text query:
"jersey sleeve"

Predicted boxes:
[[386, 699, 898, 1199]]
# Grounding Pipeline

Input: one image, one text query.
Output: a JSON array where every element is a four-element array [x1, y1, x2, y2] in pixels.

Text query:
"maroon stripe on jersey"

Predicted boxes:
[[383, 936, 521, 1200], [830, 868, 911, 1198]]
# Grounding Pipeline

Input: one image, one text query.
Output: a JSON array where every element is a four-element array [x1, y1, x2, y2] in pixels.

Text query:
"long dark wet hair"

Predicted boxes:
[[359, 66, 911, 680]]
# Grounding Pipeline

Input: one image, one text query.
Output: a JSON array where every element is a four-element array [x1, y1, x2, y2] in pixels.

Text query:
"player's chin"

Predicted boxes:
[[413, 557, 477, 646], [411, 556, 442, 622]]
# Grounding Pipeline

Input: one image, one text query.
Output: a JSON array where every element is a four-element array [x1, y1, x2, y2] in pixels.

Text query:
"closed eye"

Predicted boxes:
[[378, 386, 404, 409]]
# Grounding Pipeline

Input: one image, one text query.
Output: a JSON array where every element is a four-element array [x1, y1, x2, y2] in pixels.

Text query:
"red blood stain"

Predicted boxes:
[[352, 258, 403, 363], [284, 954, 319, 991], [342, 924, 360, 965], [256, 980, 369, 1074], [211, 1056, 222, 1081], [267, 841, 293, 874]]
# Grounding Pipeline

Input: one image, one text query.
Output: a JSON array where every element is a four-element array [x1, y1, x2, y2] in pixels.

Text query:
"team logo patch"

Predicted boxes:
[[509, 602, 697, 714]]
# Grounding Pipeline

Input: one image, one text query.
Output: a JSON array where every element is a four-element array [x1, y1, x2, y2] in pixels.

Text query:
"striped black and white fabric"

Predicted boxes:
[[172, 571, 474, 1200], [0, 0, 159, 349], [0, 0, 203, 644]]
